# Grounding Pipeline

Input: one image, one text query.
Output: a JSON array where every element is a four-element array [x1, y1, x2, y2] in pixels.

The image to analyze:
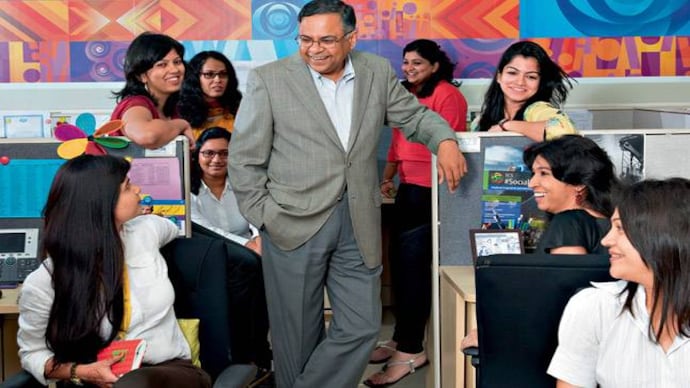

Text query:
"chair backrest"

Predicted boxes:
[[474, 253, 614, 388]]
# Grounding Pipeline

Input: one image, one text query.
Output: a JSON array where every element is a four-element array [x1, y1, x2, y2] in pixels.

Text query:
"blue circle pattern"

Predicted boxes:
[[556, 0, 690, 36], [252, 1, 303, 39]]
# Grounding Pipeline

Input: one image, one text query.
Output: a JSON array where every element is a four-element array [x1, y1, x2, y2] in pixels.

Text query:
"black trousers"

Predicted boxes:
[[390, 183, 432, 354], [225, 248, 272, 370]]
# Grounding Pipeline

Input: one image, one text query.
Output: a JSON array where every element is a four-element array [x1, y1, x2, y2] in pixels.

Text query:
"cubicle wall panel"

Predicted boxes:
[[437, 130, 690, 266], [645, 133, 690, 179], [439, 135, 533, 266], [0, 138, 191, 282]]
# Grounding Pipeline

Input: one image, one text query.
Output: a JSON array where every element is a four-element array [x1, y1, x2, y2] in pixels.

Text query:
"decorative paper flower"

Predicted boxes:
[[54, 114, 129, 159]]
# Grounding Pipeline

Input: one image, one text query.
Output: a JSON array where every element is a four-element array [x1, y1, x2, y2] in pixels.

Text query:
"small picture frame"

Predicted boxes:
[[469, 229, 525, 264]]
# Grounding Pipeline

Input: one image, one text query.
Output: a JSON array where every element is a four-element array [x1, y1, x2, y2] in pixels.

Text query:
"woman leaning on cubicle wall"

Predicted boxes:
[[472, 40, 577, 141], [548, 178, 690, 387], [110, 32, 194, 149]]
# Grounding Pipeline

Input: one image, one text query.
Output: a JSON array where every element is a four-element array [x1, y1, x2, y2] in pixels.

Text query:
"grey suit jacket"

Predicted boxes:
[[228, 50, 456, 268]]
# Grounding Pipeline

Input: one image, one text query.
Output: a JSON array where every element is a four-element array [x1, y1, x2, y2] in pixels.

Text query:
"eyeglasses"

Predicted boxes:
[[199, 150, 229, 159], [295, 30, 354, 48], [200, 71, 229, 80]]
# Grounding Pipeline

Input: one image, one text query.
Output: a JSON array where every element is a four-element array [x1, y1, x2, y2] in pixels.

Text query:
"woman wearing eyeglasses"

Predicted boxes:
[[178, 51, 242, 140], [189, 127, 273, 382], [191, 127, 260, 253], [111, 32, 194, 149]]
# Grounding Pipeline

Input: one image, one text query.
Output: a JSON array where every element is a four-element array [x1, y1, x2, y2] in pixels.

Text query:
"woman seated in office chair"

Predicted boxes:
[[191, 127, 261, 254], [548, 178, 690, 387], [190, 127, 272, 380], [472, 40, 577, 141], [17, 155, 211, 387], [461, 135, 618, 351], [524, 134, 619, 254]]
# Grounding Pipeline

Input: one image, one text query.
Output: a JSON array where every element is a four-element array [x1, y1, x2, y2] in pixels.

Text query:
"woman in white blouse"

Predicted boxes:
[[190, 126, 260, 254], [548, 178, 690, 387], [189, 127, 272, 378]]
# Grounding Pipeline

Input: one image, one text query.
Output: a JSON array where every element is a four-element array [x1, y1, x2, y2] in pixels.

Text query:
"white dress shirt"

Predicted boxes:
[[190, 179, 258, 246], [18, 215, 191, 385], [548, 280, 690, 388], [309, 56, 355, 150]]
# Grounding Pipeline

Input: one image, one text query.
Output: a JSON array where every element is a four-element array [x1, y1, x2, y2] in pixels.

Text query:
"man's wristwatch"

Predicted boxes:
[[70, 362, 84, 386]]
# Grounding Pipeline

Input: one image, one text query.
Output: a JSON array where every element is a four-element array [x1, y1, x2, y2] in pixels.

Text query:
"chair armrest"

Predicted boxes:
[[461, 346, 480, 368], [1, 370, 46, 388]]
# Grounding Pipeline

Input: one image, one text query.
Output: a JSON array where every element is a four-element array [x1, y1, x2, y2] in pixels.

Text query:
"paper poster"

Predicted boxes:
[[128, 157, 182, 200]]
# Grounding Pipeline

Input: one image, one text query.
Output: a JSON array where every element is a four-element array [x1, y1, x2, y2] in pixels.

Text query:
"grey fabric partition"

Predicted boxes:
[[436, 130, 690, 266]]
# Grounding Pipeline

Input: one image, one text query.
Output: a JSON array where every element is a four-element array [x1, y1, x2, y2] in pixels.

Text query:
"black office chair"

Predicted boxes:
[[463, 253, 613, 388]]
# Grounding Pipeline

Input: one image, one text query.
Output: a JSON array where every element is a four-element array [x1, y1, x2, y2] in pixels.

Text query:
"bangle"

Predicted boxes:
[[380, 179, 393, 186], [498, 118, 509, 131]]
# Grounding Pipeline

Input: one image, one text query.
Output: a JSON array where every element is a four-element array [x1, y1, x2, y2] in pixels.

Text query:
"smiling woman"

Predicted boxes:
[[178, 51, 243, 140], [472, 40, 577, 141], [523, 135, 619, 254], [548, 178, 690, 387], [110, 32, 194, 149]]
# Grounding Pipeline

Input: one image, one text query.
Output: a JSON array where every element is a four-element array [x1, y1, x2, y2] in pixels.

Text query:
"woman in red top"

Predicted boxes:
[[365, 39, 467, 387], [111, 32, 194, 149]]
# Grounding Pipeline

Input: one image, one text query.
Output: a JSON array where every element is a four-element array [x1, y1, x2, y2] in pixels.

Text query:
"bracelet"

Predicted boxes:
[[69, 363, 83, 386], [498, 118, 509, 131], [380, 179, 393, 186]]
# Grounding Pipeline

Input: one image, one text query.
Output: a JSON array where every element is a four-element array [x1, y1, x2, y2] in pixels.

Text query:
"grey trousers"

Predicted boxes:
[[261, 198, 382, 388]]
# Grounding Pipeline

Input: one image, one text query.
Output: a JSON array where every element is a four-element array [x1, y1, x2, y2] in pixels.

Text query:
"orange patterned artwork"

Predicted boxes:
[[350, 0, 518, 40], [0, 0, 687, 82]]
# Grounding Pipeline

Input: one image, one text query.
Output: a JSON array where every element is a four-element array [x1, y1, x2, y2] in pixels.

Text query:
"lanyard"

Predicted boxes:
[[117, 265, 131, 339]]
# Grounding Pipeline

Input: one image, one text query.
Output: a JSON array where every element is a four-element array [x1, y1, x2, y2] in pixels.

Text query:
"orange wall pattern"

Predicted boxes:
[[0, 0, 687, 82]]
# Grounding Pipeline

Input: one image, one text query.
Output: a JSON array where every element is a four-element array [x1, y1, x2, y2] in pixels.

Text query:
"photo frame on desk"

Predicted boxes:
[[469, 229, 524, 265]]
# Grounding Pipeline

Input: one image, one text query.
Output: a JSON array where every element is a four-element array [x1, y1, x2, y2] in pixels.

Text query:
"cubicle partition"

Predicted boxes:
[[431, 129, 690, 388], [0, 137, 191, 283]]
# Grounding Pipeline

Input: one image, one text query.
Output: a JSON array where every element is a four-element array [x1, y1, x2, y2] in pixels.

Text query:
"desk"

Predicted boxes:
[[0, 287, 20, 382], [440, 266, 475, 388]]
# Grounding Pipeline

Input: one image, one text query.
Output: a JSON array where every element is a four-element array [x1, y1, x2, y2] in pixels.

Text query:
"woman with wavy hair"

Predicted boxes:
[[473, 40, 577, 141], [178, 51, 242, 140], [17, 155, 210, 387]]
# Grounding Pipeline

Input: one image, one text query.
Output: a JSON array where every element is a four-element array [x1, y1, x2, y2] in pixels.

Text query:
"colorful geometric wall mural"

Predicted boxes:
[[0, 0, 688, 83]]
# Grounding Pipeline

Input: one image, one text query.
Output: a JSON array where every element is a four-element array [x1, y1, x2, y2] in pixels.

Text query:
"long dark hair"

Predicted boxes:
[[478, 41, 574, 131], [191, 127, 231, 195], [298, 0, 356, 32], [112, 32, 185, 118], [616, 178, 690, 341], [401, 39, 459, 99], [523, 135, 618, 218], [43, 155, 129, 365], [178, 51, 242, 128]]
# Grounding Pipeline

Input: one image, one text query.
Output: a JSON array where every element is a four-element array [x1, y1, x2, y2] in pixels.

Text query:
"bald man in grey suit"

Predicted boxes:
[[228, 1, 467, 387]]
